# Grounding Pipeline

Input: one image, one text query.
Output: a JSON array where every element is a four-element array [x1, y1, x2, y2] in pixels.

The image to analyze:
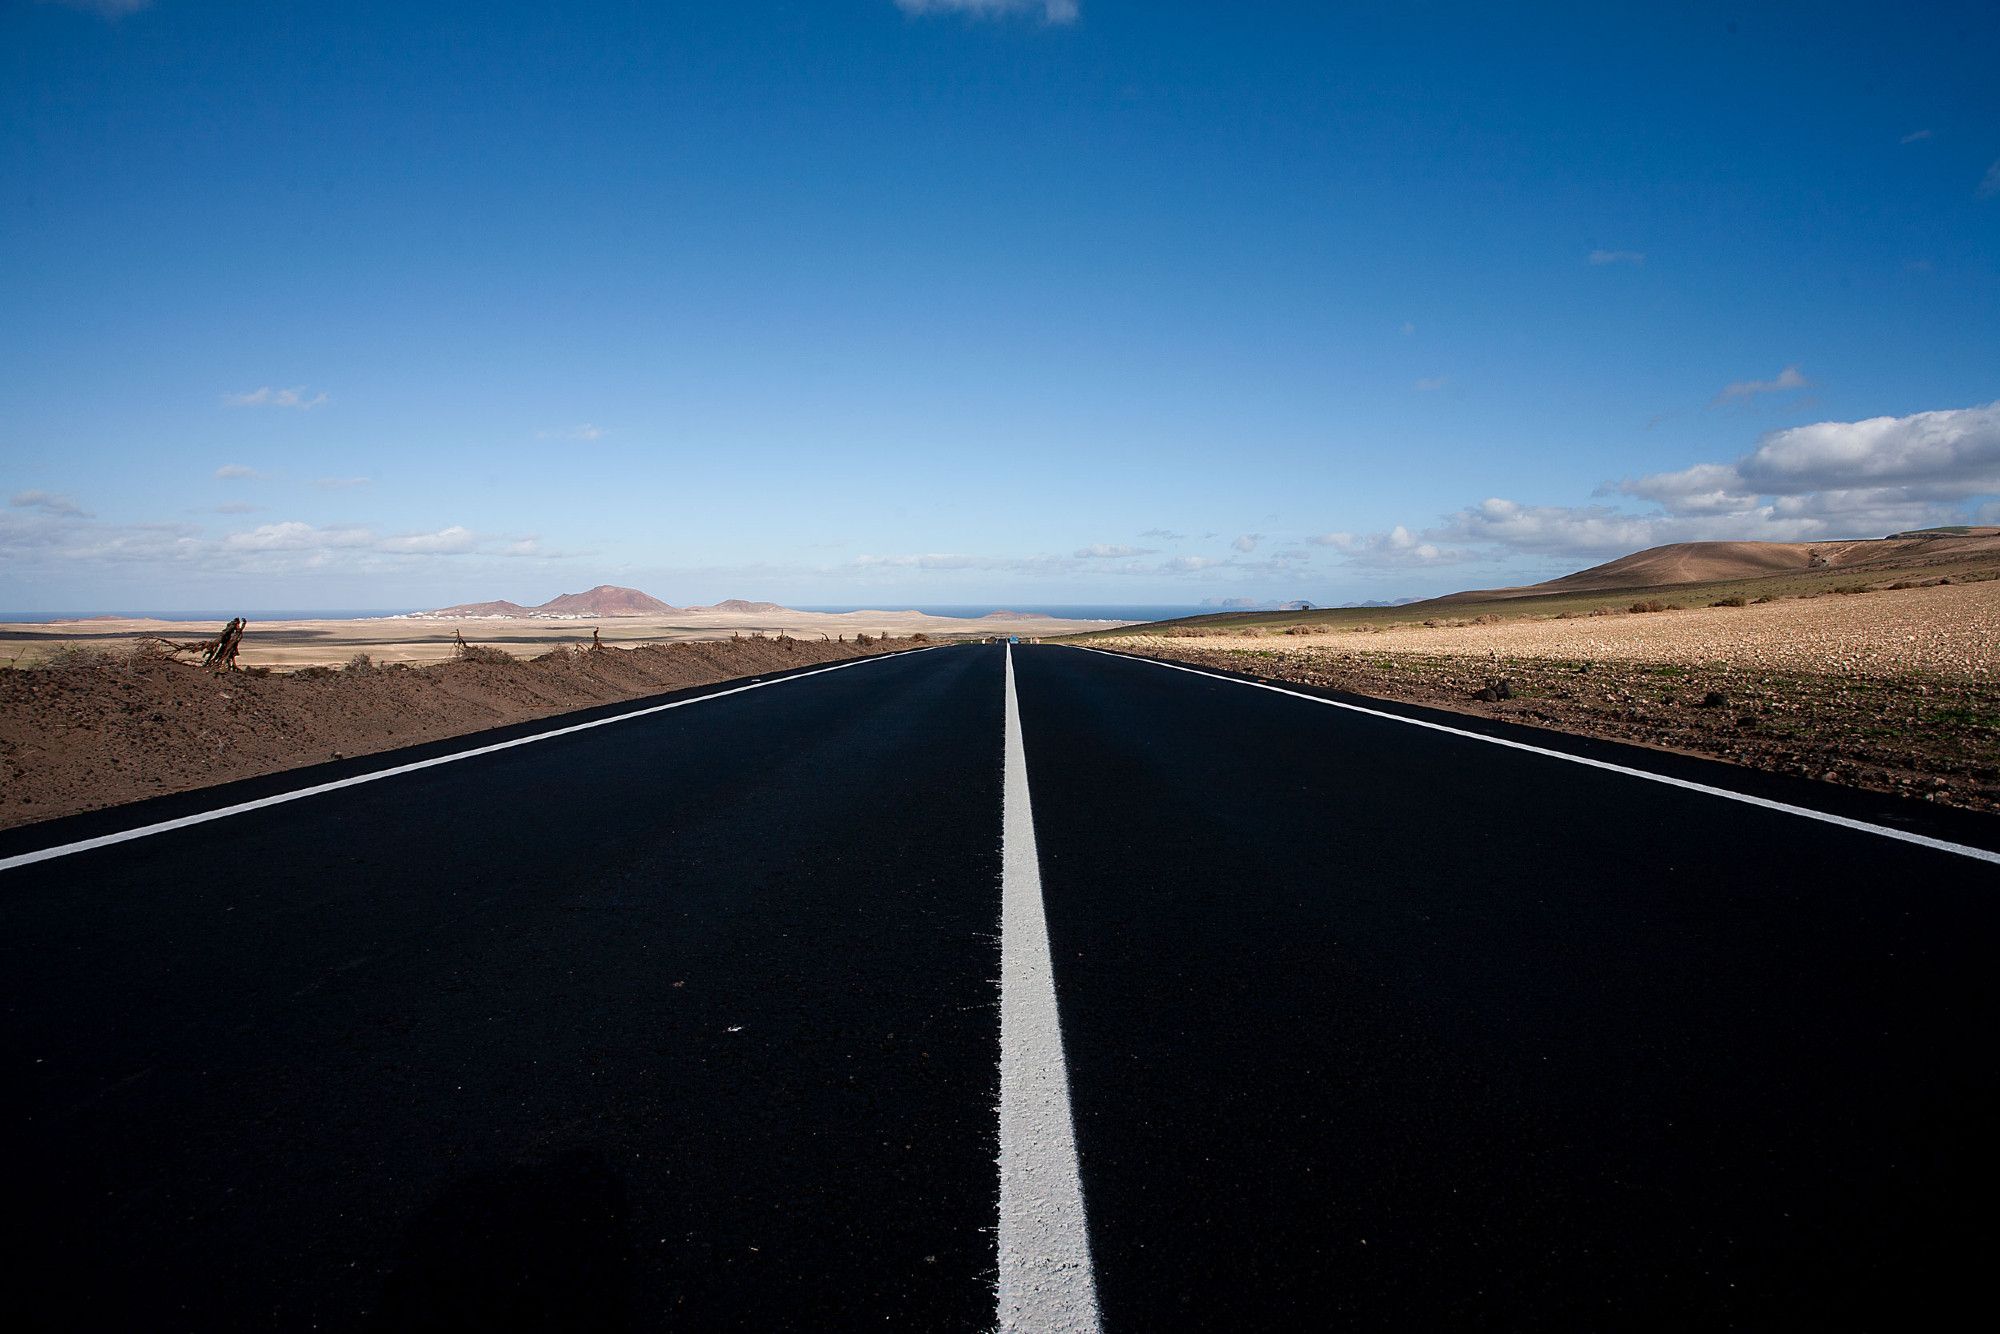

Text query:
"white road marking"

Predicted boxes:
[[0, 649, 933, 874], [998, 643, 1102, 1333], [1076, 646, 2000, 866]]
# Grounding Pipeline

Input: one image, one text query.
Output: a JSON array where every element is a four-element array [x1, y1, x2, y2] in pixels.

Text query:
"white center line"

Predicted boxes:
[[0, 648, 932, 874], [1075, 645, 2000, 866], [998, 643, 1102, 1333]]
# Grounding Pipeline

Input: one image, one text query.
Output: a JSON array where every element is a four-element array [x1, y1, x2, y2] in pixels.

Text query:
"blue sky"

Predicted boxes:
[[4, 0, 1997, 611]]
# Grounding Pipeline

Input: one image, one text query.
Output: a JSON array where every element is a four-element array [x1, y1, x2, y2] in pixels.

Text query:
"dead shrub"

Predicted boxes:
[[1711, 596, 1747, 608], [455, 643, 514, 665], [1629, 600, 1668, 614], [345, 653, 375, 672], [1472, 613, 1502, 625]]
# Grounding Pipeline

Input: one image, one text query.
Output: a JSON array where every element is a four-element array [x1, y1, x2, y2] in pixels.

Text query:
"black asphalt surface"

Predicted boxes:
[[3, 648, 1005, 1331], [4, 642, 1996, 1330]]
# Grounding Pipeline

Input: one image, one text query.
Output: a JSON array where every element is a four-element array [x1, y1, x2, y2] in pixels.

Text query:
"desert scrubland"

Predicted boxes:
[[0, 605, 1100, 671], [1088, 578, 2000, 812]]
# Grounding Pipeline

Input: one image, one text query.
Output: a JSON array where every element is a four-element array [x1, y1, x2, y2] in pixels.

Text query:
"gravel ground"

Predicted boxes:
[[1095, 580, 2000, 813], [1108, 578, 1999, 678]]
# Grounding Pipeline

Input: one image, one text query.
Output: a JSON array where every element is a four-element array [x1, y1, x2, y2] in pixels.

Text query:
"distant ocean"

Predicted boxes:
[[2, 603, 1219, 624]]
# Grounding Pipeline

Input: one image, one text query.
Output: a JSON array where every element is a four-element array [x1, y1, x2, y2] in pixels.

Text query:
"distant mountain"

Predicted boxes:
[[1276, 600, 1317, 611], [1336, 597, 1422, 608], [535, 585, 680, 616], [704, 599, 787, 613], [422, 585, 680, 618], [425, 598, 533, 618]]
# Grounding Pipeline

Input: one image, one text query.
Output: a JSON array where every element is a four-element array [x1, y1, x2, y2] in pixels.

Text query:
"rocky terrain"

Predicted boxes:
[[1093, 579, 2000, 812]]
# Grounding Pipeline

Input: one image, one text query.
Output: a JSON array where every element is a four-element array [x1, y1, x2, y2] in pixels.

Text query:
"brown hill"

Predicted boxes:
[[1444, 532, 2000, 601], [704, 599, 787, 613], [422, 586, 680, 618], [533, 585, 680, 617], [425, 599, 532, 618]]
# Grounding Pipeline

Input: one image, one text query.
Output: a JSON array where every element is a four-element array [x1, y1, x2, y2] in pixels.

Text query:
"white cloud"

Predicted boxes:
[[1311, 526, 1461, 566], [1410, 401, 2000, 560], [1900, 129, 1933, 144], [894, 0, 1078, 22], [223, 385, 329, 409], [1712, 401, 2000, 495], [538, 423, 605, 442], [1981, 160, 2000, 199], [377, 525, 477, 554], [1715, 364, 1809, 402], [0, 508, 578, 589], [1075, 543, 1155, 558], [1231, 533, 1261, 553], [10, 490, 87, 517], [214, 464, 264, 480], [312, 476, 371, 491], [1413, 376, 1448, 392], [1588, 249, 1645, 266], [1161, 555, 1217, 572], [1138, 528, 1188, 541], [222, 522, 370, 553]]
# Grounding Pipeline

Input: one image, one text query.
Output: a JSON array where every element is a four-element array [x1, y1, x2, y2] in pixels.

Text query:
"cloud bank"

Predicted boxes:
[[1331, 402, 2000, 565]]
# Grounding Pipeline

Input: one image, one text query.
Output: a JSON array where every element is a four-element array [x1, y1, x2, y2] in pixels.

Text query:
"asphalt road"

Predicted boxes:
[[3, 642, 1994, 1330]]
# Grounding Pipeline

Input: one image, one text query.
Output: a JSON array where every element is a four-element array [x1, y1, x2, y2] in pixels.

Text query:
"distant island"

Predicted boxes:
[[408, 585, 1054, 622], [413, 585, 777, 619]]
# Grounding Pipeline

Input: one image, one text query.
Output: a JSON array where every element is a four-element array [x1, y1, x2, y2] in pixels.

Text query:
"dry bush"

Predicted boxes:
[[1590, 606, 1617, 617], [911, 632, 929, 643], [1282, 623, 1316, 635], [1753, 594, 1778, 604], [1473, 613, 1502, 625], [1711, 596, 1747, 608], [345, 653, 374, 672], [1629, 600, 1678, 614], [455, 643, 514, 665], [1239, 626, 1265, 638]]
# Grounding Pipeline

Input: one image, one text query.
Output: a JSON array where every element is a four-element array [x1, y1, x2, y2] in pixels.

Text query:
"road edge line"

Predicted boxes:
[[997, 643, 1102, 1333], [1075, 646, 2000, 867], [0, 648, 933, 874]]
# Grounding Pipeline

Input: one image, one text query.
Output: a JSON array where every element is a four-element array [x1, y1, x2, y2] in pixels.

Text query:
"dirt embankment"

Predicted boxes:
[[1097, 581, 2000, 813], [0, 636, 916, 830]]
